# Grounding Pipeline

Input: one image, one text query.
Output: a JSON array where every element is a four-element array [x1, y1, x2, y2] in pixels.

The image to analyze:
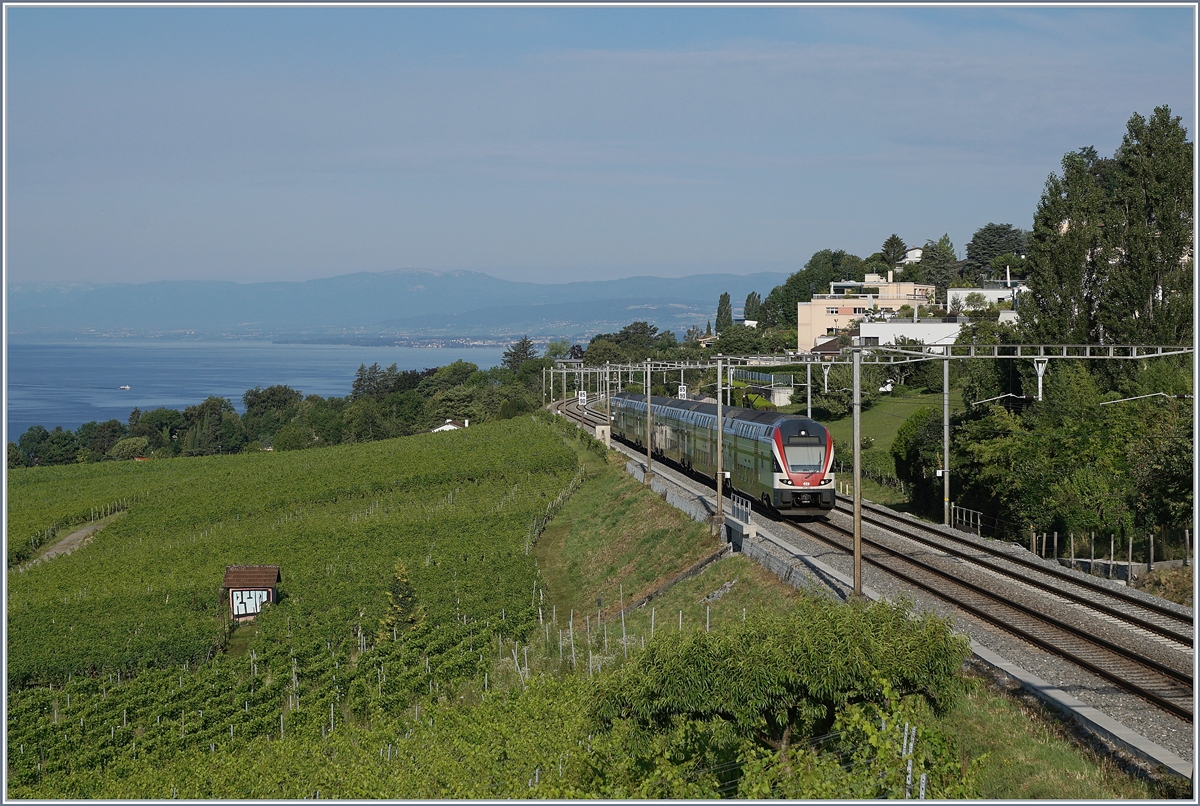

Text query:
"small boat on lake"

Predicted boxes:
[[119, 384, 131, 390]]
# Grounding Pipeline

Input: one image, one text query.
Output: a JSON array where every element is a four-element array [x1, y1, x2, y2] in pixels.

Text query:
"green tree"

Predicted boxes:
[[351, 362, 385, 400], [759, 249, 865, 328], [242, 385, 304, 441], [107, 436, 150, 461], [715, 324, 763, 355], [181, 397, 245, 456], [964, 223, 1028, 285], [585, 321, 664, 361], [1022, 107, 1191, 348], [502, 336, 539, 372], [243, 385, 303, 418], [715, 292, 734, 333], [417, 361, 480, 395], [1022, 146, 1115, 343], [891, 407, 944, 515], [743, 291, 763, 321], [582, 339, 625, 366], [543, 339, 571, 360], [1101, 106, 1193, 346], [8, 442, 27, 469], [270, 423, 316, 451], [912, 235, 960, 295], [881, 234, 907, 268], [344, 396, 388, 442]]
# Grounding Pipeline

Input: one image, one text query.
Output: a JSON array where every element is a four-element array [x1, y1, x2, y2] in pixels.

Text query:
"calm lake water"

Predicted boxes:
[[5, 340, 507, 440]]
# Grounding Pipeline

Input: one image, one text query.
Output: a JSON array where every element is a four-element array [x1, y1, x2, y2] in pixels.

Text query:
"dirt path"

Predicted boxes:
[[26, 515, 121, 567]]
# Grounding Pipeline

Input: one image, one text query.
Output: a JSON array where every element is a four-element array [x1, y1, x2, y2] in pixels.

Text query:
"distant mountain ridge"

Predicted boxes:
[[8, 268, 789, 341]]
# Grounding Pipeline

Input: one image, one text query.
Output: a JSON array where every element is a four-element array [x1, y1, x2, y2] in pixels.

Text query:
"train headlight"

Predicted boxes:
[[779, 478, 794, 486]]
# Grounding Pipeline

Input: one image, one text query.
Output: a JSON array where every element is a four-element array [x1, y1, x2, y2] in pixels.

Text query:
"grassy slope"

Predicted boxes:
[[1135, 566, 1193, 608]]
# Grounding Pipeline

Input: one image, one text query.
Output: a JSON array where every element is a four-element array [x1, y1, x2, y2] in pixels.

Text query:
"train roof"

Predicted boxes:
[[612, 392, 823, 428]]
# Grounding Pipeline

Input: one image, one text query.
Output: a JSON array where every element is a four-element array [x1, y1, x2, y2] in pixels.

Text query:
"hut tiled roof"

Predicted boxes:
[[222, 565, 281, 589]]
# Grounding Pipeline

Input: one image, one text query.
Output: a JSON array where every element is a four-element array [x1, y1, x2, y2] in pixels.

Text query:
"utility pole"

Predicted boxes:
[[716, 358, 724, 534], [943, 352, 950, 526], [852, 347, 862, 597], [644, 361, 653, 484], [806, 361, 812, 418]]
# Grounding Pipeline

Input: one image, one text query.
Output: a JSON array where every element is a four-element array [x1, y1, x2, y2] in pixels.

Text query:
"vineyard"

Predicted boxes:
[[7, 418, 578, 795], [8, 414, 988, 798]]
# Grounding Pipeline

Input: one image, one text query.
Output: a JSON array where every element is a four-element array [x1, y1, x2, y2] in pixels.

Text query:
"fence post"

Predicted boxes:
[[1148, 530, 1154, 573], [1053, 531, 1058, 563], [1108, 534, 1114, 580], [1185, 529, 1190, 568], [1030, 528, 1035, 554], [1070, 533, 1075, 569], [1090, 532, 1095, 575], [1127, 534, 1133, 584]]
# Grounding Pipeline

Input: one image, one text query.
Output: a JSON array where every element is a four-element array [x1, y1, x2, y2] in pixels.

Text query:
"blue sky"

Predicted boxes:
[[5, 5, 1194, 286]]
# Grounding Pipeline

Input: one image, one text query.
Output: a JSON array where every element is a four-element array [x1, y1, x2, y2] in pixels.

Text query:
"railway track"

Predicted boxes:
[[550, 398, 1195, 724], [832, 500, 1194, 649], [779, 516, 1193, 723]]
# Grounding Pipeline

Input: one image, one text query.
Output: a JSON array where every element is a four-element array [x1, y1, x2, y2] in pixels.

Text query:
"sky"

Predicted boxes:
[[4, 4, 1195, 287]]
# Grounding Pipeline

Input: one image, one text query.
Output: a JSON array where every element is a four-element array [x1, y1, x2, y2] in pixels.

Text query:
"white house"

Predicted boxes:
[[901, 246, 923, 264], [854, 321, 965, 347], [432, 419, 469, 432]]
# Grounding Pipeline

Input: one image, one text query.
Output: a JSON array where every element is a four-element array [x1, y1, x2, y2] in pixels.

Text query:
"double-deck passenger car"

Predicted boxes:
[[609, 393, 835, 515]]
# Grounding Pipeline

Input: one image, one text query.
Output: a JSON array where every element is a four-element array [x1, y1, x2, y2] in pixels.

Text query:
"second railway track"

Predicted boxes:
[[780, 515, 1193, 722], [831, 499, 1194, 648]]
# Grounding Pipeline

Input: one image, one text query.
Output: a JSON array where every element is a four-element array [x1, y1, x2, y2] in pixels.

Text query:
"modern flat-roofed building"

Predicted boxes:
[[796, 272, 935, 351]]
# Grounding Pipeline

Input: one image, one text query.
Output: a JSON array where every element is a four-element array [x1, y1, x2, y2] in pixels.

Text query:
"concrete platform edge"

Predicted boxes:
[[969, 641, 1192, 780]]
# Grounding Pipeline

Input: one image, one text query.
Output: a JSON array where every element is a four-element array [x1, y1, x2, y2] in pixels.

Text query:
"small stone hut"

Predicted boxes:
[[222, 565, 281, 620]]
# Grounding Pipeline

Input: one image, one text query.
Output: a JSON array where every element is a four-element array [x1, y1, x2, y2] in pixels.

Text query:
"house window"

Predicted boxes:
[[863, 336, 880, 346], [826, 307, 839, 315], [853, 307, 867, 314]]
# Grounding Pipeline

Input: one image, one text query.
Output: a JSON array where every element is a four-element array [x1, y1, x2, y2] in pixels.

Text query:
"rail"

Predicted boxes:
[[786, 517, 1193, 722]]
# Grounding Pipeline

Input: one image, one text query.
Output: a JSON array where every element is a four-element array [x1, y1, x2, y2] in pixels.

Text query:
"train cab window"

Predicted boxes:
[[783, 435, 824, 473]]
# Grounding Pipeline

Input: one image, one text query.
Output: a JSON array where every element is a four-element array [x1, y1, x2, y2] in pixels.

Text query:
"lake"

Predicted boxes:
[[5, 340, 507, 440]]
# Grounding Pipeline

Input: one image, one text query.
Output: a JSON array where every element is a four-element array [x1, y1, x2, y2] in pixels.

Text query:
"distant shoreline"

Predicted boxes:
[[6, 332, 528, 348]]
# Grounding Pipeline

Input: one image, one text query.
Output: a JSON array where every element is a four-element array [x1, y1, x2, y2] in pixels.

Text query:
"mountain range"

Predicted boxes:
[[8, 269, 790, 343]]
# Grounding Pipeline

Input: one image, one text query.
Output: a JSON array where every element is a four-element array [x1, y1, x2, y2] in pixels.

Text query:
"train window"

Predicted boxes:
[[784, 440, 825, 472]]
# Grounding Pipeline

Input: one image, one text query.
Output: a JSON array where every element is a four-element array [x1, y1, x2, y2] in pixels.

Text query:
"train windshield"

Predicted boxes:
[[783, 435, 825, 473]]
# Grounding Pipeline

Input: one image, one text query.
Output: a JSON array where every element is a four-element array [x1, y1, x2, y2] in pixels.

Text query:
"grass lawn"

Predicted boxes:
[[939, 676, 1187, 799], [813, 387, 966, 454], [1135, 566, 1193, 608]]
